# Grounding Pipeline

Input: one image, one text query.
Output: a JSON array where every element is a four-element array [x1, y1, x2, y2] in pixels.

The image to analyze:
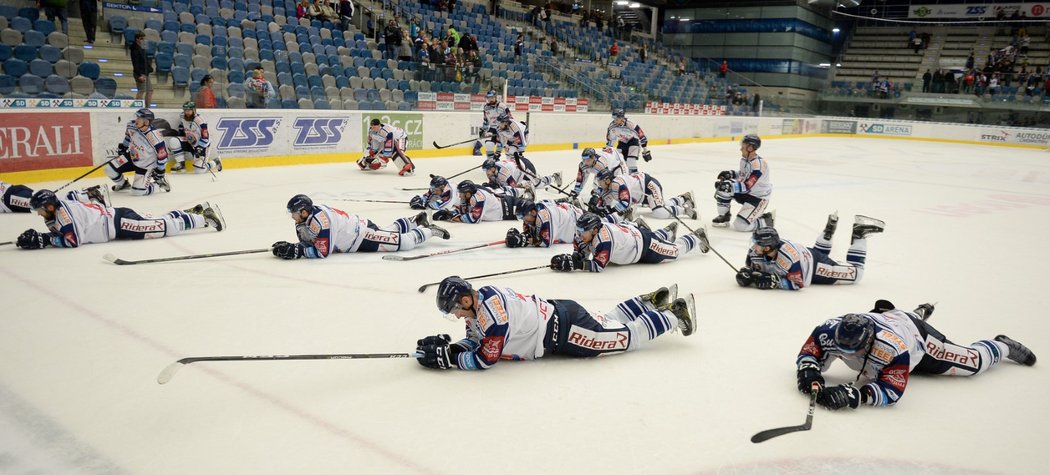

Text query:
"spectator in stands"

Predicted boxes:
[[319, 0, 339, 23], [339, 0, 354, 30], [1020, 34, 1030, 56], [419, 40, 431, 81], [1044, 75, 1050, 98], [530, 5, 542, 27], [907, 29, 916, 48], [430, 38, 444, 80], [448, 0, 456, 13], [752, 93, 760, 114], [399, 29, 413, 61], [385, 19, 402, 60], [296, 0, 309, 19], [922, 69, 932, 93], [245, 66, 276, 108], [678, 59, 686, 76], [549, 38, 558, 57], [447, 25, 460, 53], [966, 52, 975, 70], [962, 70, 975, 94], [38, 0, 68, 35], [616, 16, 626, 41], [79, 0, 97, 44], [911, 34, 922, 54], [610, 42, 619, 65], [988, 73, 1000, 97], [639, 44, 647, 64], [514, 33, 523, 59], [719, 59, 728, 78], [308, 0, 323, 20], [131, 32, 153, 106], [196, 75, 217, 108]]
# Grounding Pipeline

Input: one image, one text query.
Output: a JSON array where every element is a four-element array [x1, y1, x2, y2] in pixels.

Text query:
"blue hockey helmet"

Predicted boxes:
[[457, 180, 478, 195], [596, 168, 616, 183], [481, 158, 499, 170], [497, 113, 513, 124], [134, 108, 155, 121], [486, 90, 498, 99], [835, 314, 875, 353], [29, 189, 59, 210], [429, 174, 448, 191], [287, 194, 313, 214], [611, 109, 626, 119], [576, 212, 603, 235], [752, 226, 780, 248], [742, 133, 761, 150], [436, 275, 473, 313]]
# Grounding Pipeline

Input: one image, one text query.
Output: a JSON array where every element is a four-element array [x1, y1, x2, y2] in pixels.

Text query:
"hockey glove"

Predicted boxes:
[[193, 145, 206, 158], [735, 267, 754, 287], [914, 302, 936, 321], [870, 299, 896, 313], [796, 361, 825, 394], [271, 240, 306, 259], [642, 148, 652, 162], [117, 143, 129, 158], [505, 228, 529, 248], [409, 196, 427, 210], [432, 209, 457, 221], [717, 170, 737, 181], [754, 272, 781, 290], [178, 124, 186, 138], [491, 150, 501, 161], [550, 252, 585, 272], [416, 334, 453, 370], [817, 384, 862, 410], [16, 229, 52, 249], [715, 180, 733, 193], [478, 128, 488, 138]]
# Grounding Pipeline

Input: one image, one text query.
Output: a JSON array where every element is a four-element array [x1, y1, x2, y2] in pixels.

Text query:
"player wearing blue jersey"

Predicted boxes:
[[549, 212, 709, 273], [14, 189, 223, 249], [797, 303, 1036, 410], [415, 277, 696, 370], [736, 214, 884, 290], [271, 194, 450, 259], [2, 181, 108, 213], [713, 134, 772, 231]]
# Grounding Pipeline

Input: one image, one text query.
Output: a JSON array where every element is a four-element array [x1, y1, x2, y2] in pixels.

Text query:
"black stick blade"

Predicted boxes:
[[750, 424, 811, 443]]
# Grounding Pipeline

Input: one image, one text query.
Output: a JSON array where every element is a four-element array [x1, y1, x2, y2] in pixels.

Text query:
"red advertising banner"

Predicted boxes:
[[0, 112, 92, 172]]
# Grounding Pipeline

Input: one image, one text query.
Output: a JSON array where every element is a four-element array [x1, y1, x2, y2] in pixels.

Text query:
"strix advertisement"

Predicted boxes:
[[361, 113, 423, 150], [858, 122, 913, 136], [821, 120, 856, 134], [0, 112, 92, 172]]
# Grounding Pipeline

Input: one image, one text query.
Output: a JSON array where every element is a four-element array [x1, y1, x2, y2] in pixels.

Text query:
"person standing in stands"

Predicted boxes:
[[244, 65, 275, 108], [38, 0, 68, 35], [79, 0, 96, 44], [131, 31, 153, 105], [195, 75, 218, 108]]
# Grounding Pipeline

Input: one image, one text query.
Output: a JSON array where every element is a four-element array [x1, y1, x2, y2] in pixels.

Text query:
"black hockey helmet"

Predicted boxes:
[[581, 147, 596, 160], [134, 108, 155, 121], [287, 194, 314, 214], [481, 158, 498, 170], [29, 189, 59, 210], [835, 314, 875, 353], [575, 212, 603, 235], [457, 180, 478, 195], [596, 168, 616, 183], [486, 90, 498, 100], [611, 109, 626, 119], [429, 174, 448, 191], [752, 226, 780, 248], [497, 113, 512, 124], [369, 118, 382, 127], [742, 133, 761, 150], [517, 198, 537, 216], [436, 275, 473, 313]]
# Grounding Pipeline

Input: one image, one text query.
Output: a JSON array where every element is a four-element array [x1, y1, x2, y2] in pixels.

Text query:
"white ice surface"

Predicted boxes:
[[0, 138, 1047, 475]]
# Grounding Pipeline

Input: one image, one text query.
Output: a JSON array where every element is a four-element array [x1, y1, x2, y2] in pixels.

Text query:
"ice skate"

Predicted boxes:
[[995, 335, 1037, 366], [692, 226, 711, 253], [759, 210, 775, 228], [712, 212, 731, 227], [184, 203, 205, 214], [170, 162, 186, 172], [112, 180, 131, 192], [622, 204, 637, 222], [153, 173, 171, 193], [202, 202, 225, 231], [549, 171, 562, 189], [399, 162, 416, 177], [851, 215, 885, 242], [681, 207, 698, 219], [212, 157, 223, 171], [667, 294, 697, 337], [678, 191, 695, 209], [412, 211, 430, 228], [661, 221, 678, 241], [427, 224, 451, 240], [85, 185, 108, 206], [823, 211, 839, 241], [633, 216, 651, 231], [640, 283, 678, 308]]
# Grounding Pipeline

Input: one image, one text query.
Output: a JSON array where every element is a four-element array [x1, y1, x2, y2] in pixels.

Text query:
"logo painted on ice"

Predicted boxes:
[[215, 118, 281, 151], [291, 117, 348, 148]]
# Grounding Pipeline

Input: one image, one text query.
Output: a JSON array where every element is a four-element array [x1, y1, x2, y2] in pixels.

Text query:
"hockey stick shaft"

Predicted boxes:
[[666, 212, 738, 273], [0, 241, 12, 246], [751, 387, 818, 443], [54, 157, 117, 192], [158, 352, 420, 384], [104, 248, 270, 265], [447, 164, 483, 180], [417, 264, 549, 293], [433, 137, 478, 149], [383, 240, 506, 261], [333, 199, 408, 204]]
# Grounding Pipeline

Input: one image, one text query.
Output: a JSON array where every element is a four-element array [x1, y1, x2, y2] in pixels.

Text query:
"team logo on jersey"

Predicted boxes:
[[291, 117, 348, 148], [567, 325, 629, 351], [882, 365, 908, 392], [815, 264, 857, 280], [120, 219, 165, 233], [480, 336, 503, 362], [483, 295, 509, 325], [215, 118, 281, 151]]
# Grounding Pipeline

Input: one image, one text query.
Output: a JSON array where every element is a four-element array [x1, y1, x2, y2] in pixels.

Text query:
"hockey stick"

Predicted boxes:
[[383, 239, 506, 261], [54, 156, 118, 192], [103, 248, 270, 265], [751, 386, 818, 443], [333, 199, 409, 204], [665, 212, 737, 273], [433, 137, 479, 149], [0, 241, 12, 246], [157, 352, 421, 384], [417, 264, 549, 293]]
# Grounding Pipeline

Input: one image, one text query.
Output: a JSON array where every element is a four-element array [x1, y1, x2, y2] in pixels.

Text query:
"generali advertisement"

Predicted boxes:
[[0, 112, 93, 173]]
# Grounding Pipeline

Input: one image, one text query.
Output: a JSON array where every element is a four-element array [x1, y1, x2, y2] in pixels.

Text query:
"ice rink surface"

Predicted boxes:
[[1, 137, 1048, 474]]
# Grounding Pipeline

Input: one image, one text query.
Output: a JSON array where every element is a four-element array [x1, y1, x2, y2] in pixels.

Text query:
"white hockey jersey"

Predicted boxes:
[[496, 120, 528, 154], [297, 204, 373, 258], [607, 121, 641, 146], [481, 102, 513, 130], [577, 222, 645, 272], [452, 286, 556, 370], [122, 122, 170, 170], [489, 158, 527, 188], [45, 199, 115, 247], [574, 147, 626, 194], [368, 123, 408, 155], [600, 172, 647, 213], [746, 238, 814, 290], [458, 187, 506, 223], [733, 155, 772, 198], [531, 200, 583, 247], [180, 113, 210, 149]]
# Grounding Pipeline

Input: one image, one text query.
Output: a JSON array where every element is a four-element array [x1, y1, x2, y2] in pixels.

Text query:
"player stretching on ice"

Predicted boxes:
[[606, 109, 650, 173], [414, 276, 695, 370], [483, 157, 561, 201], [797, 303, 1036, 410], [432, 181, 517, 223], [410, 175, 458, 211], [712, 134, 772, 231], [359, 119, 416, 176], [506, 199, 667, 249], [14, 189, 223, 249], [569, 147, 627, 201], [736, 214, 883, 290], [550, 212, 709, 273], [170, 101, 221, 173], [272, 194, 450, 259], [594, 169, 696, 220], [2, 181, 108, 212], [106, 108, 174, 195], [473, 90, 512, 158]]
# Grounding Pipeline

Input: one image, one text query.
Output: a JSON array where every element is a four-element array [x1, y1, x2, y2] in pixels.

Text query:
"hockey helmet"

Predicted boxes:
[[581, 147, 597, 160], [486, 90, 498, 100], [575, 212, 603, 235], [742, 134, 761, 150], [436, 276, 473, 313], [134, 108, 155, 121], [429, 174, 448, 191], [596, 168, 616, 183], [481, 158, 498, 170], [517, 198, 538, 216], [752, 226, 780, 248], [182, 101, 196, 110], [369, 118, 382, 127], [287, 194, 314, 214], [835, 314, 875, 353], [29, 189, 59, 210], [457, 180, 478, 196], [611, 109, 626, 119], [497, 113, 513, 124]]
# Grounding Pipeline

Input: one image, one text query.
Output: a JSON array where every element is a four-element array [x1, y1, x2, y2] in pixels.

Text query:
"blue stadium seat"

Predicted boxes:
[[29, 59, 51, 77], [210, 56, 227, 69], [190, 67, 206, 83], [3, 58, 28, 77], [172, 66, 189, 87], [313, 98, 330, 109], [0, 74, 15, 94], [78, 62, 100, 80], [11, 17, 32, 34], [154, 53, 173, 77], [228, 57, 245, 72], [281, 98, 297, 109], [45, 74, 69, 94], [195, 34, 211, 46], [39, 45, 60, 63], [0, 45, 9, 62], [33, 20, 55, 36], [13, 45, 35, 62], [227, 82, 246, 97], [18, 73, 43, 94], [228, 69, 244, 83], [94, 78, 117, 97]]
